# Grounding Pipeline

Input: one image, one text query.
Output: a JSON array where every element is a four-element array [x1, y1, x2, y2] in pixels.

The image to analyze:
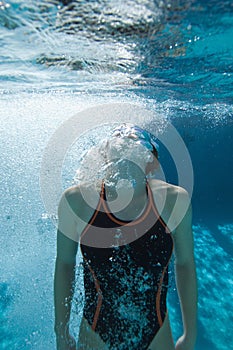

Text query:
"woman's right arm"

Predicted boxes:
[[54, 190, 79, 350], [173, 191, 198, 350]]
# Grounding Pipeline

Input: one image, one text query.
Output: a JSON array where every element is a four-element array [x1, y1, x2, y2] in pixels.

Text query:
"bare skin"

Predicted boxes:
[[54, 179, 197, 350]]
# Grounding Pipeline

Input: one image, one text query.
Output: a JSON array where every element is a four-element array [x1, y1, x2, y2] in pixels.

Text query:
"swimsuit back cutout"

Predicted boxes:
[[80, 182, 173, 350]]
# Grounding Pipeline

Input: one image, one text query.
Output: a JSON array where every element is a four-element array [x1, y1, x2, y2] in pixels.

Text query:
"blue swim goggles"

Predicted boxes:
[[112, 123, 159, 157]]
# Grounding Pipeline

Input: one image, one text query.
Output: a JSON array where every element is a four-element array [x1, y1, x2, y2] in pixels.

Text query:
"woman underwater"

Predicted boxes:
[[54, 124, 197, 350]]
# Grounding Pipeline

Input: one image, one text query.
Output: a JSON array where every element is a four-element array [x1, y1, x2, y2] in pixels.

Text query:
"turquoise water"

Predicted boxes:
[[0, 1, 232, 349]]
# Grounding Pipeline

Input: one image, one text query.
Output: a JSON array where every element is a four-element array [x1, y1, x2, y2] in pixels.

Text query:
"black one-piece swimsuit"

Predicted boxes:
[[80, 182, 173, 350]]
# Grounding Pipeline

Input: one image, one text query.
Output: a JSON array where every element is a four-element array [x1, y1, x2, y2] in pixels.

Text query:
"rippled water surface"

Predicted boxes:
[[0, 1, 232, 349], [1, 0, 232, 101]]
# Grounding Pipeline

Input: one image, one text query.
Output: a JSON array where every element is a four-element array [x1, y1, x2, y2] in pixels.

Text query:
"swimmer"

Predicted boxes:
[[54, 124, 197, 350]]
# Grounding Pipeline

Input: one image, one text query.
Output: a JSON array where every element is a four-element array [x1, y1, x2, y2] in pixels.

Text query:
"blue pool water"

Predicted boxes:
[[0, 1, 232, 349]]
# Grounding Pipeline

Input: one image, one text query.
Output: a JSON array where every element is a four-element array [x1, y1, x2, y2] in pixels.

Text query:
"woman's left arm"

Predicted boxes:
[[173, 193, 198, 350]]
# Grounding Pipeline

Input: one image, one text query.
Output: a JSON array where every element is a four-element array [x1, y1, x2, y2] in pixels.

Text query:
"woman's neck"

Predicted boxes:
[[104, 179, 148, 221]]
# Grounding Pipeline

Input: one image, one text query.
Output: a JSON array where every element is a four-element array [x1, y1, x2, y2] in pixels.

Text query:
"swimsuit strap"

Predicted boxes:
[[101, 180, 152, 226]]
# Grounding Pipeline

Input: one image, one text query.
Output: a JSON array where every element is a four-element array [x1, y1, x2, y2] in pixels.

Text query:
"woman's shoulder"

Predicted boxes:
[[148, 179, 191, 233], [61, 183, 100, 220], [63, 182, 101, 201], [62, 185, 83, 208], [148, 179, 189, 197]]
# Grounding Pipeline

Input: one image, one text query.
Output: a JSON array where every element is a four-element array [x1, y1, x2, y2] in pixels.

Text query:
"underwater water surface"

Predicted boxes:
[[0, 1, 232, 349]]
